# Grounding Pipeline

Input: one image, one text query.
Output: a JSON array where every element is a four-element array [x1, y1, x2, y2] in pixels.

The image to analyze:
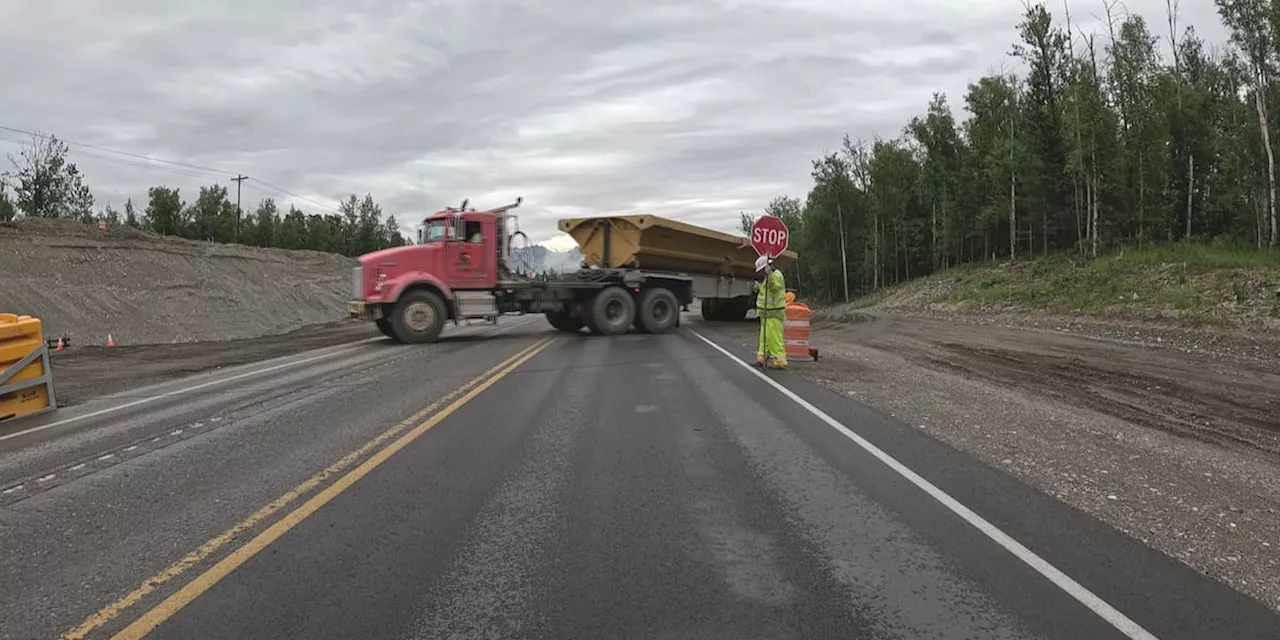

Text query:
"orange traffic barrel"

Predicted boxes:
[[783, 301, 815, 361]]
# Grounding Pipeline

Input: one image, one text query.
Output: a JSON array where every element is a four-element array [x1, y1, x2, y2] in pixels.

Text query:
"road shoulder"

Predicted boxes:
[[691, 312, 1280, 614], [688, 320, 1280, 635]]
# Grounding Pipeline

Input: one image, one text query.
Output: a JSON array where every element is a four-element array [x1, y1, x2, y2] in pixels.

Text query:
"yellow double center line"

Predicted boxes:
[[64, 337, 554, 640]]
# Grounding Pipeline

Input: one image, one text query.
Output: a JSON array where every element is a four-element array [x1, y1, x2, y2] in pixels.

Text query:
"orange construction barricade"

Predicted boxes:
[[783, 299, 817, 362]]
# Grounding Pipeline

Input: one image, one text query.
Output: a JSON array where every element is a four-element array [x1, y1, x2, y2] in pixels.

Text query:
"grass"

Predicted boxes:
[[898, 241, 1280, 325]]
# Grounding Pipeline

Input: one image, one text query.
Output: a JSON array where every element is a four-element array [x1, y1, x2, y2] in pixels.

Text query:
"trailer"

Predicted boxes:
[[558, 214, 796, 322], [347, 198, 798, 344]]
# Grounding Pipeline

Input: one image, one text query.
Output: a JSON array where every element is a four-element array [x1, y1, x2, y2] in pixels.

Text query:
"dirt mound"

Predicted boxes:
[[0, 218, 356, 345], [844, 249, 1280, 333]]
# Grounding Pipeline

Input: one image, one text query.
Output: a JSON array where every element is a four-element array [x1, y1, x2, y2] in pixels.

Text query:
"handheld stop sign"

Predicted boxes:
[[750, 216, 789, 259]]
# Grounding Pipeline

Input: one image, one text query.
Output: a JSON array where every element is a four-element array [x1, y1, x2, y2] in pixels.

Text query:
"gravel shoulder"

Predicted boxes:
[[692, 311, 1280, 612]]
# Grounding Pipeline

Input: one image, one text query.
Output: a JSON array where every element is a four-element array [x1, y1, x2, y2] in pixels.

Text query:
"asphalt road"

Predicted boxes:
[[1, 315, 1276, 640]]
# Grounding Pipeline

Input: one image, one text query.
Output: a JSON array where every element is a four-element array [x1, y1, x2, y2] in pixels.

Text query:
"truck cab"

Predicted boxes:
[[414, 211, 500, 290], [349, 198, 525, 343]]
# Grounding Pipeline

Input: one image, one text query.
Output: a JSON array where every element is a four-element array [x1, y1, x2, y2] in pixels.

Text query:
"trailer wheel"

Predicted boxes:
[[545, 310, 584, 333], [724, 296, 751, 322], [389, 290, 447, 344], [590, 287, 635, 336], [637, 288, 680, 334], [700, 298, 719, 322], [374, 318, 395, 339]]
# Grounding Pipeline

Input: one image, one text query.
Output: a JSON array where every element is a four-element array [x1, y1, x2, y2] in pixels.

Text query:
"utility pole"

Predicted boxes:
[[836, 193, 849, 303], [231, 174, 248, 239]]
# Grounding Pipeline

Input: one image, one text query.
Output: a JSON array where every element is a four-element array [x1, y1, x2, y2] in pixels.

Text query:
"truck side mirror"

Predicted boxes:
[[451, 218, 466, 242], [416, 228, 424, 244]]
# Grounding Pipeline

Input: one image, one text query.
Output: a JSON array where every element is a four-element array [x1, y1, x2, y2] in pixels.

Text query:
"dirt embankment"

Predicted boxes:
[[0, 218, 356, 346], [856, 246, 1280, 332], [696, 309, 1280, 611]]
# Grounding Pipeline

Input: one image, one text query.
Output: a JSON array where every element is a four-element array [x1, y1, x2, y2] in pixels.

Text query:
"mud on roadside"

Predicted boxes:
[[693, 312, 1280, 612], [47, 320, 382, 406]]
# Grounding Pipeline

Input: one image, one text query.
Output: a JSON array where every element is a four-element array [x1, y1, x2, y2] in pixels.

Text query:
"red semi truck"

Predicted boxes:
[[347, 198, 797, 344]]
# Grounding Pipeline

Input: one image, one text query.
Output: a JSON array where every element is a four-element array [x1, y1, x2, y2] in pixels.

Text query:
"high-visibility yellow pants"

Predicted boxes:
[[756, 315, 787, 368]]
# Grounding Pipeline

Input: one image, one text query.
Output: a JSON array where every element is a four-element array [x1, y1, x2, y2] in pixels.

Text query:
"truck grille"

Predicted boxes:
[[351, 266, 363, 299]]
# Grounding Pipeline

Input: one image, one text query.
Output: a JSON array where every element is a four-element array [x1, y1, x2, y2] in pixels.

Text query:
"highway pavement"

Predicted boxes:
[[0, 314, 1276, 639]]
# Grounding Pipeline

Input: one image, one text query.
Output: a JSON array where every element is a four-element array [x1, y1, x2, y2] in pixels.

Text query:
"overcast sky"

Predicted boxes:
[[0, 0, 1228, 250]]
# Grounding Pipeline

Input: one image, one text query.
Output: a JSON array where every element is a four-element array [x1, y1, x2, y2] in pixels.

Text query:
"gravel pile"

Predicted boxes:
[[0, 218, 357, 345]]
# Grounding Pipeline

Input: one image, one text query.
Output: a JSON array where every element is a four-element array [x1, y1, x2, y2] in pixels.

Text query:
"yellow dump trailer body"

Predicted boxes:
[[557, 215, 797, 280]]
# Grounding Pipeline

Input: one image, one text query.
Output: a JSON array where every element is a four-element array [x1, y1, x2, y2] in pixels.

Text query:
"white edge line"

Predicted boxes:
[[0, 339, 379, 443], [690, 330, 1160, 640]]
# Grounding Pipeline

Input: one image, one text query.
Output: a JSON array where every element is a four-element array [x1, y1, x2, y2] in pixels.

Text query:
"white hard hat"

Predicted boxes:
[[754, 255, 770, 272]]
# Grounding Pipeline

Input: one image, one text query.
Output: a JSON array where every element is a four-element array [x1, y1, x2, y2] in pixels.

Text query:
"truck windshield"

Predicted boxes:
[[422, 220, 448, 244]]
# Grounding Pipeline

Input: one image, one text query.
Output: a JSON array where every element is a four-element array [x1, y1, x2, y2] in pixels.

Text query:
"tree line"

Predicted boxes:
[[747, 0, 1280, 302], [0, 134, 406, 256]]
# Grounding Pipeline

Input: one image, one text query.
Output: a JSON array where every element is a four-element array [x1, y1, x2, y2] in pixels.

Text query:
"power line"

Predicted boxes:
[[0, 124, 345, 215], [240, 181, 340, 217], [0, 124, 231, 177], [248, 177, 341, 214], [0, 130, 229, 183], [0, 123, 397, 223]]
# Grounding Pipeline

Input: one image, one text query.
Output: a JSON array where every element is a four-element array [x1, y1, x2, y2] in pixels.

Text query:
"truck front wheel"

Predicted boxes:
[[590, 287, 635, 336], [637, 288, 679, 334], [389, 290, 447, 344], [374, 317, 394, 339]]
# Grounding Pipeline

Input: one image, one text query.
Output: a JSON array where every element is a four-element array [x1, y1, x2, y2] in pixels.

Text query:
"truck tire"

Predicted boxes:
[[389, 289, 447, 344], [545, 310, 584, 333], [700, 298, 719, 322], [724, 296, 751, 322], [590, 286, 635, 336], [637, 288, 679, 334], [374, 317, 395, 338]]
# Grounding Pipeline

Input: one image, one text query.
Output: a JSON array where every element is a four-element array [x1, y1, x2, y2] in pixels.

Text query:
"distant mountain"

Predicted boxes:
[[510, 245, 583, 274]]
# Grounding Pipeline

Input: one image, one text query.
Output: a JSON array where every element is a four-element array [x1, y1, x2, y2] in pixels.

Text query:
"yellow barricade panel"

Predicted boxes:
[[0, 313, 54, 421]]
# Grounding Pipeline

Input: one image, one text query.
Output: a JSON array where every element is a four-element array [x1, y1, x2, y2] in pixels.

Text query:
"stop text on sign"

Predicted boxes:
[[752, 227, 787, 246]]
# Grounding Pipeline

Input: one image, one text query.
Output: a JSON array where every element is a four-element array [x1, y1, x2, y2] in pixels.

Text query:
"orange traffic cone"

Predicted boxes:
[[106, 334, 115, 347], [55, 337, 64, 351]]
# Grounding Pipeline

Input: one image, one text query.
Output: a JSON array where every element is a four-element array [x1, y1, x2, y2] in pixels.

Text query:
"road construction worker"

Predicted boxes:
[[754, 255, 787, 369]]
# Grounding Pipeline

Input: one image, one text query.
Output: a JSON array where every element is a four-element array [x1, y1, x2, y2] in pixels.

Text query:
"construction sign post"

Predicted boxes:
[[750, 215, 789, 259]]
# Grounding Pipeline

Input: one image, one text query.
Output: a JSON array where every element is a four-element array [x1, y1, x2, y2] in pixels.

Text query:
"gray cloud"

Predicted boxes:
[[1, 0, 1231, 247]]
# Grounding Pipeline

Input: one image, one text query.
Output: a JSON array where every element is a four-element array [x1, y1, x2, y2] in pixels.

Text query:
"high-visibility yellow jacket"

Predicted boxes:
[[756, 269, 786, 320]]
